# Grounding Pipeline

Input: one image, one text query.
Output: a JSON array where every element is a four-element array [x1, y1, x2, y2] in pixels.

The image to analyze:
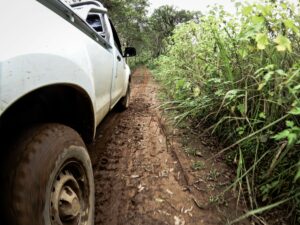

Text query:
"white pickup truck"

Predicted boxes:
[[0, 0, 136, 224]]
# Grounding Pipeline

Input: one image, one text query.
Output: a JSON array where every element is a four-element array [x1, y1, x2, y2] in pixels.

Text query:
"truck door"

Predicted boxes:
[[109, 21, 127, 107], [85, 11, 114, 123]]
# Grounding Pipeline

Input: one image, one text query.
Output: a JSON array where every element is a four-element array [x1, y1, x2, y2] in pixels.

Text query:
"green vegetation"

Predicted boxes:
[[152, 0, 300, 223]]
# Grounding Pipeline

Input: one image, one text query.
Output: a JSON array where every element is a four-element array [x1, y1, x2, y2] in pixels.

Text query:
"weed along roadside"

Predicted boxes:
[[151, 1, 300, 224], [88, 67, 250, 225]]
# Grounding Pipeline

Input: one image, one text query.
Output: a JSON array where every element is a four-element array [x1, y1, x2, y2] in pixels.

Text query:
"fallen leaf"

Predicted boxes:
[[155, 198, 165, 203], [196, 151, 203, 157], [174, 216, 185, 225], [138, 184, 145, 192], [184, 206, 193, 213], [158, 210, 171, 216], [159, 137, 163, 143], [159, 170, 169, 177], [166, 189, 174, 195]]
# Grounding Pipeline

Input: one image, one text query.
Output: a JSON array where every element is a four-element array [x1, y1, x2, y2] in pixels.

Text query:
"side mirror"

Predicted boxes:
[[124, 47, 136, 57]]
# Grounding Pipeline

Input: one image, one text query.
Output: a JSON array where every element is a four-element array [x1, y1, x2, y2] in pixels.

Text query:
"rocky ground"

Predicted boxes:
[[88, 67, 249, 225]]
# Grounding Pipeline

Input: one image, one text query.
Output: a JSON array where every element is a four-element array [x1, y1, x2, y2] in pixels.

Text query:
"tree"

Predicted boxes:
[[100, 0, 149, 51], [147, 5, 201, 57]]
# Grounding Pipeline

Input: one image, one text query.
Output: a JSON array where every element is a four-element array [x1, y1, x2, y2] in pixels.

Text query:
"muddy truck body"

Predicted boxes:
[[0, 0, 135, 224]]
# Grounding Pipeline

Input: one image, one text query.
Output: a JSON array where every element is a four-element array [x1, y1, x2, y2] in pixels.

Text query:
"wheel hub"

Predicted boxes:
[[59, 186, 81, 221], [50, 170, 83, 224]]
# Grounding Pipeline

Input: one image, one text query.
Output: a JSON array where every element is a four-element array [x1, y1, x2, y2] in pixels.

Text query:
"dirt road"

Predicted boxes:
[[88, 67, 248, 225]]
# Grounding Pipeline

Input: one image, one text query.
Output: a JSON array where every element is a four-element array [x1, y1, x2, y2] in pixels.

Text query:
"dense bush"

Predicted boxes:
[[153, 1, 300, 223]]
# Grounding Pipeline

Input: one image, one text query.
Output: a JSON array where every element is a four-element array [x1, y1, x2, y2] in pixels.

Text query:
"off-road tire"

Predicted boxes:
[[3, 123, 94, 225]]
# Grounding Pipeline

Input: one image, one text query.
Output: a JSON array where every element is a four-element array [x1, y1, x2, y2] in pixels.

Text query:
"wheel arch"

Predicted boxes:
[[0, 84, 96, 147]]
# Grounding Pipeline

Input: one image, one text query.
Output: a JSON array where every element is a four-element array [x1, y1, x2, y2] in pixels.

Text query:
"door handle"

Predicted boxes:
[[117, 56, 121, 61]]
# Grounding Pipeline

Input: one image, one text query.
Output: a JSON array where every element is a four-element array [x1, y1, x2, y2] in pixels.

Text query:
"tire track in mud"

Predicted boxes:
[[88, 67, 249, 225], [88, 67, 157, 225]]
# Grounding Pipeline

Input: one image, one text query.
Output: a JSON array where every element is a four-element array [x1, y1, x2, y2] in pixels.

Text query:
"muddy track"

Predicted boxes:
[[88, 67, 249, 225]]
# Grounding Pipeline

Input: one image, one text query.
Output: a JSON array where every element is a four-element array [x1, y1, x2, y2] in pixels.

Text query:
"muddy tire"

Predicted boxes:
[[119, 82, 131, 110], [3, 124, 94, 225]]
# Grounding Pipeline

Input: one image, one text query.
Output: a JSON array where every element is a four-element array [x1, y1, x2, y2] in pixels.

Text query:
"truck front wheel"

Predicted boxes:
[[3, 124, 94, 225]]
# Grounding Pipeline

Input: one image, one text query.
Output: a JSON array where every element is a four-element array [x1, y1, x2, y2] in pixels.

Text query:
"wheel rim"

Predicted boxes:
[[50, 163, 89, 225]]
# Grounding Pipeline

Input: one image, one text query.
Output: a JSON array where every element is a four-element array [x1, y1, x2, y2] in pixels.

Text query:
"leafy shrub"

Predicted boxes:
[[153, 0, 300, 223]]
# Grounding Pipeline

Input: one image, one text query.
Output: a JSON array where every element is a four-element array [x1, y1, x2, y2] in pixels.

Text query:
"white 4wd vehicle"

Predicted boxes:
[[0, 0, 136, 224]]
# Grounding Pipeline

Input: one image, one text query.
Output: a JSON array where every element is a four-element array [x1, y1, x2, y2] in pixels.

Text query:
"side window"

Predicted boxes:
[[86, 13, 108, 41], [109, 20, 123, 55]]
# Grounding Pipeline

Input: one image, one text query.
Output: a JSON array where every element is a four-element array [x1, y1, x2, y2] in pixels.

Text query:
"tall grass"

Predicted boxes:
[[153, 1, 300, 223]]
